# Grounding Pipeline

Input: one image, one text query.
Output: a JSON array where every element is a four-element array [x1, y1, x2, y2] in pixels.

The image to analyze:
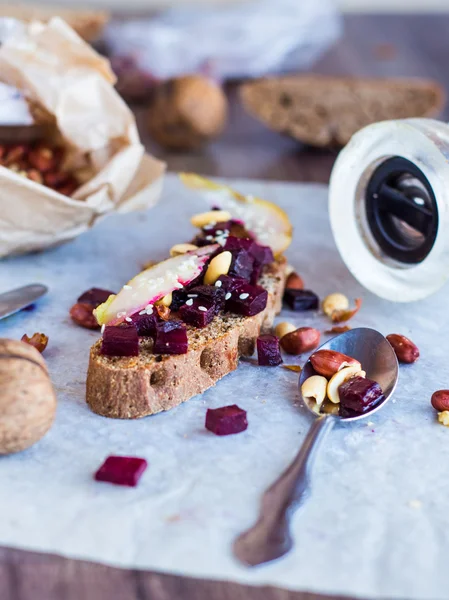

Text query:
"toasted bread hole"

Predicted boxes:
[[238, 336, 255, 357], [150, 369, 167, 387], [200, 348, 219, 375]]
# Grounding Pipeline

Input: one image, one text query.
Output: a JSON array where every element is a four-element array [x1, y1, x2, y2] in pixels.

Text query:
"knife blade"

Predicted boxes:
[[0, 284, 48, 321]]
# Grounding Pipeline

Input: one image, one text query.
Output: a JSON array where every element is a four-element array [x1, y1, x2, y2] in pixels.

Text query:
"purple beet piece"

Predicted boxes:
[[170, 289, 189, 311], [252, 244, 274, 266], [205, 404, 248, 436], [77, 287, 115, 307], [226, 282, 268, 317], [215, 274, 247, 293], [188, 284, 225, 312], [179, 297, 216, 328], [250, 262, 263, 286], [228, 248, 255, 280], [153, 320, 188, 354], [338, 376, 385, 418], [257, 334, 283, 366], [94, 456, 147, 487], [283, 289, 319, 311], [131, 312, 158, 337], [101, 324, 139, 357], [224, 235, 254, 252]]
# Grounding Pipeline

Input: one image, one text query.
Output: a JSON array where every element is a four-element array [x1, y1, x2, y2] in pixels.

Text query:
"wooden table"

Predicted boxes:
[[2, 13, 448, 600]]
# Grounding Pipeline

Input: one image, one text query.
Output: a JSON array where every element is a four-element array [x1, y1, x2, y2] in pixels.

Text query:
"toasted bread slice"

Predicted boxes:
[[240, 75, 445, 147], [86, 258, 287, 419]]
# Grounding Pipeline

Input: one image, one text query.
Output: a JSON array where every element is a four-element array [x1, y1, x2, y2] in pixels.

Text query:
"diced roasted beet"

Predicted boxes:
[[250, 262, 263, 286], [215, 274, 247, 293], [250, 243, 274, 266], [205, 404, 248, 436], [188, 284, 225, 312], [101, 324, 139, 357], [153, 320, 188, 354], [224, 235, 254, 253], [94, 456, 147, 487], [170, 289, 190, 311], [338, 376, 385, 418], [284, 289, 319, 311], [228, 249, 255, 280], [77, 287, 115, 307], [179, 297, 216, 328], [257, 335, 283, 366], [226, 282, 268, 316], [131, 312, 159, 337]]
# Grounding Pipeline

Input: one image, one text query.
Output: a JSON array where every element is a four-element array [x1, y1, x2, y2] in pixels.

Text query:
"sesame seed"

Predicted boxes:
[[205, 235, 213, 241], [125, 317, 132, 322], [239, 293, 249, 300], [215, 230, 223, 235], [187, 294, 198, 298], [139, 310, 146, 315], [186, 299, 194, 306], [215, 280, 222, 287], [225, 292, 232, 300], [198, 306, 207, 312], [123, 285, 132, 290]]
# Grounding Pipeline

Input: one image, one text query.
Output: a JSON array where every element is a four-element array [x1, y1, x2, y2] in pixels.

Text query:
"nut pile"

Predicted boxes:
[[0, 141, 79, 196], [301, 349, 385, 418]]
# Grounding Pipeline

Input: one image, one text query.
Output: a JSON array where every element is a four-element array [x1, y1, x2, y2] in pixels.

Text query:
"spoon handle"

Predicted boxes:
[[233, 414, 336, 566]]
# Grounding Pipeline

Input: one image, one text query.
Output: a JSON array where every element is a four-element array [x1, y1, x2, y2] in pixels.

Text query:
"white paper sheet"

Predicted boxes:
[[1, 175, 448, 600]]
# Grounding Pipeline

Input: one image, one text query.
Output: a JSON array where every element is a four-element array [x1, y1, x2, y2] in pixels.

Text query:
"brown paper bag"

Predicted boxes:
[[0, 17, 165, 258]]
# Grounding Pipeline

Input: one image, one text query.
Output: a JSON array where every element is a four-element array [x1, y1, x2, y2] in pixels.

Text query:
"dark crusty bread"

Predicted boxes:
[[0, 5, 109, 42], [240, 75, 445, 148], [86, 258, 287, 419]]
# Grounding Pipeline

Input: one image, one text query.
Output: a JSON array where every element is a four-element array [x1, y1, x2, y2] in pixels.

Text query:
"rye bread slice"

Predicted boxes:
[[86, 257, 287, 419], [240, 75, 445, 148]]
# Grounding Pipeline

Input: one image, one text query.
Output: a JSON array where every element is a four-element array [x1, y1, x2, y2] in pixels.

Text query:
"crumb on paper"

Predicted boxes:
[[166, 514, 182, 523], [408, 500, 422, 510], [366, 421, 374, 427]]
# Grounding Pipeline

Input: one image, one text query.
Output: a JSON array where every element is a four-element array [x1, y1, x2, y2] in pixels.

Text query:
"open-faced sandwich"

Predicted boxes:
[[86, 174, 292, 419]]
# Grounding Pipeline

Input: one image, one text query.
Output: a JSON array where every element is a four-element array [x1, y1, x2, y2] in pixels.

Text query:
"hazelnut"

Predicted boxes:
[[310, 349, 361, 378], [327, 366, 366, 404], [286, 272, 304, 290], [147, 75, 228, 150], [386, 334, 419, 364], [322, 293, 349, 318], [0, 338, 56, 455], [431, 390, 449, 412], [280, 327, 320, 355], [274, 321, 296, 339]]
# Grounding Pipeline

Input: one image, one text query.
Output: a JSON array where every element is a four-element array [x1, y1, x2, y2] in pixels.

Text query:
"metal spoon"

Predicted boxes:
[[233, 327, 399, 567]]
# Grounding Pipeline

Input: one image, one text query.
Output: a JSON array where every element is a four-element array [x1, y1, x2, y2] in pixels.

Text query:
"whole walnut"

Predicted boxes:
[[147, 75, 228, 150], [0, 338, 57, 455]]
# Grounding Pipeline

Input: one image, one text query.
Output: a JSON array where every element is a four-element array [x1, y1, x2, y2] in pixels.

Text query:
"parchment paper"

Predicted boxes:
[[1, 175, 448, 600], [0, 18, 165, 258]]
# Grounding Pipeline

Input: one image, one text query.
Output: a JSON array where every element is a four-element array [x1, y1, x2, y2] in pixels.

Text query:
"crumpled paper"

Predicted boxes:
[[0, 17, 165, 258], [1, 176, 449, 600]]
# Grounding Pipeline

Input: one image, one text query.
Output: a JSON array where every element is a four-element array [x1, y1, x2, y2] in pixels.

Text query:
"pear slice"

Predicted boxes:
[[180, 173, 292, 257], [94, 245, 219, 326]]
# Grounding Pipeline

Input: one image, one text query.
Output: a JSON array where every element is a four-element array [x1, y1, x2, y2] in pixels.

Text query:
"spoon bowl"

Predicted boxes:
[[300, 327, 399, 422], [234, 327, 399, 567]]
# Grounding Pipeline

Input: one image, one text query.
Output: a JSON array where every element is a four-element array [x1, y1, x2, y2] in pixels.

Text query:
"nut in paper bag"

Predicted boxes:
[[0, 18, 165, 258]]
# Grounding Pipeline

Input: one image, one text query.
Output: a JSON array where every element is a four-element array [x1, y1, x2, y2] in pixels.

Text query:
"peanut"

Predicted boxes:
[[204, 251, 232, 285], [386, 334, 419, 364], [431, 390, 449, 412], [301, 375, 328, 412], [286, 272, 304, 290], [156, 292, 172, 307], [170, 243, 198, 257], [274, 321, 296, 339], [310, 349, 361, 378], [437, 411, 449, 427], [191, 210, 231, 229], [280, 327, 320, 355], [322, 293, 349, 318]]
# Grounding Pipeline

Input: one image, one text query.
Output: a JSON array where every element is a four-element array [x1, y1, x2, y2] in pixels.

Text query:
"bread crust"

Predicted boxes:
[[86, 258, 286, 419]]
